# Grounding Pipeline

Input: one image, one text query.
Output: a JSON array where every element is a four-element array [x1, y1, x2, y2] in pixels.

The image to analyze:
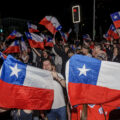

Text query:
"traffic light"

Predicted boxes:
[[72, 5, 80, 23]]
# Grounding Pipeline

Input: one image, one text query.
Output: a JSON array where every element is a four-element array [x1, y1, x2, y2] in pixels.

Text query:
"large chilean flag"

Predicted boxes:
[[66, 54, 120, 107], [0, 55, 54, 110]]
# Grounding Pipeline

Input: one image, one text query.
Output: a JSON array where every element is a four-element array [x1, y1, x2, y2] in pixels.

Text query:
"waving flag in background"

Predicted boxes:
[[39, 16, 62, 34], [44, 35, 54, 47], [6, 30, 17, 40], [60, 28, 72, 43], [66, 54, 120, 107], [110, 11, 120, 29], [27, 22, 39, 33], [82, 34, 92, 41], [15, 32, 23, 38], [2, 40, 20, 54], [0, 55, 54, 110], [20, 37, 27, 51], [25, 32, 44, 50], [107, 24, 119, 39], [103, 33, 113, 41], [6, 31, 23, 40]]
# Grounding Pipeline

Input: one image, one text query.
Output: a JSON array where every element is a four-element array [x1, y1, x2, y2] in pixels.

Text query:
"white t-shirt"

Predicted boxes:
[[51, 73, 66, 109]]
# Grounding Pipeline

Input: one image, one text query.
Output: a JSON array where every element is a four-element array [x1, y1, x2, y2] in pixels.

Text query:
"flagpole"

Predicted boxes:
[[93, 0, 95, 41]]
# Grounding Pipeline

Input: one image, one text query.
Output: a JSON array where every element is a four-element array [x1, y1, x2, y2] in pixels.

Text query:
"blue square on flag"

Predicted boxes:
[[1, 55, 26, 85], [111, 12, 120, 21], [68, 54, 101, 85]]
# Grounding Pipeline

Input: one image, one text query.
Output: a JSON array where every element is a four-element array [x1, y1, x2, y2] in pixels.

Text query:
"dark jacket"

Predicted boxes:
[[54, 45, 69, 78]]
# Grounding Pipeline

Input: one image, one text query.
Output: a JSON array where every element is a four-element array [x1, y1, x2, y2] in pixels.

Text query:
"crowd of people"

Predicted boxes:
[[0, 29, 120, 120]]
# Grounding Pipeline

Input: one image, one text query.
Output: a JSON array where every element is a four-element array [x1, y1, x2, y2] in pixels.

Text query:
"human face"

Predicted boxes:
[[65, 47, 69, 53], [93, 46, 100, 53], [43, 51, 48, 58], [113, 47, 118, 55], [42, 60, 52, 71], [68, 52, 74, 58], [82, 48, 88, 55]]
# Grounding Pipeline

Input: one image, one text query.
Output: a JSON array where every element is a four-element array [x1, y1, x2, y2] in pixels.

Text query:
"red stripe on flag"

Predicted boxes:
[[2, 46, 20, 54], [6, 35, 16, 40], [114, 20, 120, 28], [39, 17, 57, 34], [68, 83, 120, 107], [28, 39, 44, 50], [45, 42, 54, 47], [29, 28, 39, 33], [0, 79, 54, 110]]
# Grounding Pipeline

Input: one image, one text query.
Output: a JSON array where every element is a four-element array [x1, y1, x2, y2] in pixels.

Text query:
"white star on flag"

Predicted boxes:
[[10, 64, 21, 78], [114, 15, 118, 19], [77, 64, 91, 76]]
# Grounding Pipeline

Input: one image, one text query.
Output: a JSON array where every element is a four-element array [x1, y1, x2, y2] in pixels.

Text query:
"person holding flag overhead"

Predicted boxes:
[[65, 53, 120, 120]]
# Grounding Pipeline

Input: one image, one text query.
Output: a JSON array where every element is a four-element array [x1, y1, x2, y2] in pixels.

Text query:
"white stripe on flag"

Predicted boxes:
[[97, 61, 120, 90], [24, 65, 54, 89]]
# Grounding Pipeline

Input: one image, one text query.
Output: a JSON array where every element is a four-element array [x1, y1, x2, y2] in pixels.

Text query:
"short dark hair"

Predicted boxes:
[[94, 43, 102, 50], [67, 48, 74, 54], [64, 45, 69, 49], [82, 45, 90, 50], [41, 58, 54, 67]]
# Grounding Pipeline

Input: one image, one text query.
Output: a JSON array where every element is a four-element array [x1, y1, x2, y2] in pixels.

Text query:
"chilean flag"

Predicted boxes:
[[2, 40, 20, 54], [107, 24, 119, 39], [25, 32, 44, 50], [20, 37, 27, 51], [0, 55, 54, 110], [82, 34, 92, 41], [103, 33, 112, 41], [66, 54, 120, 107], [44, 36, 54, 47], [39, 16, 62, 34], [27, 22, 39, 33], [6, 31, 22, 40], [110, 11, 120, 29], [60, 28, 72, 43], [6, 30, 17, 40]]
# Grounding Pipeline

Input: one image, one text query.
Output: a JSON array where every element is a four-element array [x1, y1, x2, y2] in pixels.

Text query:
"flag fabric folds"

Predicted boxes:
[[0, 55, 54, 110], [44, 36, 54, 47], [27, 22, 39, 33], [60, 28, 72, 43], [39, 16, 62, 34], [66, 54, 120, 107], [103, 33, 112, 41], [6, 30, 17, 40], [25, 32, 44, 50], [2, 40, 20, 54], [6, 30, 22, 40], [20, 37, 27, 51], [110, 11, 120, 29], [82, 34, 92, 41], [107, 24, 119, 40]]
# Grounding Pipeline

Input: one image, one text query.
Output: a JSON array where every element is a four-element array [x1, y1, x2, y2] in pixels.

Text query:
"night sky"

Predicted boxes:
[[0, 0, 120, 37]]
